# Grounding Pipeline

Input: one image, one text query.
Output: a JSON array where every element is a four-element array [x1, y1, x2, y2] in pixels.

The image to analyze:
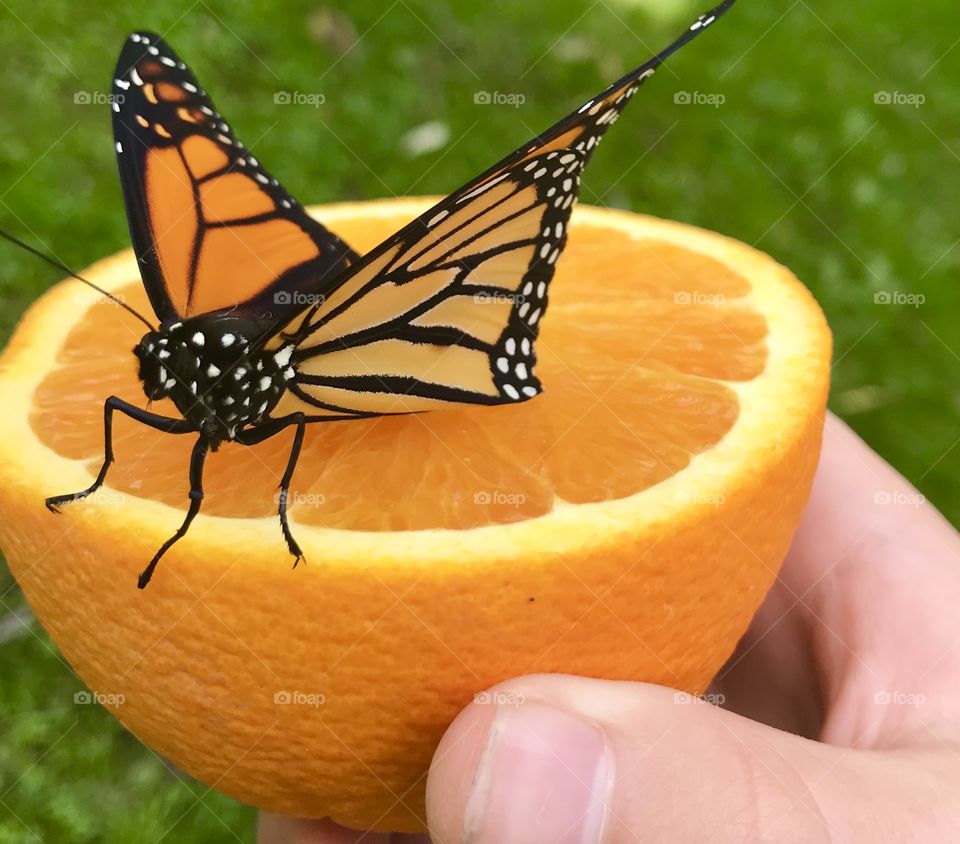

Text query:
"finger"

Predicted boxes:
[[711, 576, 823, 738], [710, 414, 859, 735], [426, 674, 960, 844], [716, 413, 960, 746], [782, 413, 960, 596], [257, 813, 396, 843]]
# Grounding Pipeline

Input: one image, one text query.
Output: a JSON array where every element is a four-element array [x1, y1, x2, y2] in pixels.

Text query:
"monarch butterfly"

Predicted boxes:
[[12, 1, 735, 587]]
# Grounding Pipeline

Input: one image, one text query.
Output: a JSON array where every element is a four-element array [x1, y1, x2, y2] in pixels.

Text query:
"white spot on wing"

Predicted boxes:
[[274, 346, 293, 367]]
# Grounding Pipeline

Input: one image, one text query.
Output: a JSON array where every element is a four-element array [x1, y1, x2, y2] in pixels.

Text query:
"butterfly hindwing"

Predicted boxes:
[[112, 31, 358, 324]]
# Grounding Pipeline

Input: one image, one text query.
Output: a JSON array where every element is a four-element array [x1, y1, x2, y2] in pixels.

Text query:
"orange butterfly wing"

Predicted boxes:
[[112, 31, 358, 325]]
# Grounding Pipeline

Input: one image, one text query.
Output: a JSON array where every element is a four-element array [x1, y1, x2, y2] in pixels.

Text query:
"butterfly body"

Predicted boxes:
[[33, 0, 736, 586], [133, 318, 294, 447]]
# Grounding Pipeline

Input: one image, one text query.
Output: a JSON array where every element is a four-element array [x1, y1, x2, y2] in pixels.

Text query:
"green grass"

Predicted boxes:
[[0, 0, 956, 839]]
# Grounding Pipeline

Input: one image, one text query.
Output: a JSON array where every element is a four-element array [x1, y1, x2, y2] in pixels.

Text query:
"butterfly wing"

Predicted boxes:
[[275, 1, 735, 419], [280, 149, 584, 417], [447, 0, 737, 187], [112, 31, 359, 325]]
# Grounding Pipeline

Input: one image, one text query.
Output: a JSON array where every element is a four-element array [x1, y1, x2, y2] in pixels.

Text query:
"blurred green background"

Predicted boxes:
[[0, 0, 956, 840]]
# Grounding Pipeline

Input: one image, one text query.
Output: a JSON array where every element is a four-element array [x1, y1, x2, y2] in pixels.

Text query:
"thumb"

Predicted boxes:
[[425, 675, 951, 843]]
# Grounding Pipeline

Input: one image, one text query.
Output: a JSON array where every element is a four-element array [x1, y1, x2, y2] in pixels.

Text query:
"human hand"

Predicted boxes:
[[260, 413, 960, 842]]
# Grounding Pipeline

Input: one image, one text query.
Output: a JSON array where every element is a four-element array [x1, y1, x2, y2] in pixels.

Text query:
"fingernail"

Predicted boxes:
[[464, 702, 612, 844]]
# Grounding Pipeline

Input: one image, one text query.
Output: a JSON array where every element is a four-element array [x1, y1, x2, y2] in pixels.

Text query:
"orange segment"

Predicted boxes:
[[0, 199, 831, 832], [31, 213, 761, 528]]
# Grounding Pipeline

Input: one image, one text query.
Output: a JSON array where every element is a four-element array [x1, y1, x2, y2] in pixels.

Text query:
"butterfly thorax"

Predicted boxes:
[[133, 317, 296, 446]]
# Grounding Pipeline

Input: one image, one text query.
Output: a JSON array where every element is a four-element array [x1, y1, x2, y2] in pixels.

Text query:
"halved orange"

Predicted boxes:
[[0, 199, 830, 832]]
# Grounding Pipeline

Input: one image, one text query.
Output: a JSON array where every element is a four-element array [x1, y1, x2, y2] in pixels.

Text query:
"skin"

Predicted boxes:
[[258, 413, 960, 842]]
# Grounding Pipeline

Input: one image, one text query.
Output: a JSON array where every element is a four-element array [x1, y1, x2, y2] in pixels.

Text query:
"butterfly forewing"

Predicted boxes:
[[112, 32, 358, 324], [431, 1, 733, 197]]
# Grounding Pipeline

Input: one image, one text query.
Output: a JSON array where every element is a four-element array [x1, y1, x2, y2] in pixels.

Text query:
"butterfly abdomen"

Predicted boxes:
[[133, 317, 296, 443]]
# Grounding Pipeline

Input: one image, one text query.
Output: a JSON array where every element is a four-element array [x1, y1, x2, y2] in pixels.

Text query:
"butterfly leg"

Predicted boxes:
[[236, 413, 307, 566], [45, 395, 195, 513], [137, 436, 209, 589]]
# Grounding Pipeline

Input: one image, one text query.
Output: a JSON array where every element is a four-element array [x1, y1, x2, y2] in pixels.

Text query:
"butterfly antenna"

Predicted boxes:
[[0, 228, 157, 332]]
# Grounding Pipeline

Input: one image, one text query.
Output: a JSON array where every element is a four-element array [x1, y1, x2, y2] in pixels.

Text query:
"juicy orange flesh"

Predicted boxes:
[[30, 215, 767, 530]]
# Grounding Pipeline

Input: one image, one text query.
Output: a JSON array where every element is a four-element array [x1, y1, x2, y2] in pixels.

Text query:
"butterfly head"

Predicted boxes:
[[133, 316, 296, 444]]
